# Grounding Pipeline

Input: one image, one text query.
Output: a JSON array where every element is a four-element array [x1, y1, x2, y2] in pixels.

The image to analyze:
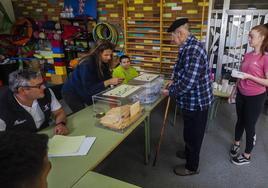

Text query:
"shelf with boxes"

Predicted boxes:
[[59, 17, 96, 62], [123, 0, 162, 74], [97, 0, 124, 52], [160, 0, 209, 76], [44, 40, 68, 85], [123, 0, 209, 77], [25, 20, 68, 85]]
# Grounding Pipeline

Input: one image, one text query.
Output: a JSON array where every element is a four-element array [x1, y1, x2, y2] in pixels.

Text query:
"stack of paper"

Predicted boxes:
[[231, 69, 245, 79], [48, 135, 96, 157]]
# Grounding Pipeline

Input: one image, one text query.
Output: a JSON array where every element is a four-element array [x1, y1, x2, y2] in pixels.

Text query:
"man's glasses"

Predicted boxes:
[[21, 81, 46, 89]]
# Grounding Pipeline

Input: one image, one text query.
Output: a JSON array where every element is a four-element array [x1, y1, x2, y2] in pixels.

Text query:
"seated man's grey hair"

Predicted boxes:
[[9, 69, 41, 93]]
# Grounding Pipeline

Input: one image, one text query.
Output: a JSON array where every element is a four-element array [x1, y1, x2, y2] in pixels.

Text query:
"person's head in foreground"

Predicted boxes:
[[0, 131, 50, 188]]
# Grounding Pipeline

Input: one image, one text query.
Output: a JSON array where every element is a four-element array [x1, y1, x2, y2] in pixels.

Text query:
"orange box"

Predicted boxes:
[[51, 74, 66, 85]]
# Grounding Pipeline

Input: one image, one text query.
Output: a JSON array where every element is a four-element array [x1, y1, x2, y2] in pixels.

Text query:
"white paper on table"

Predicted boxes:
[[48, 137, 96, 157]]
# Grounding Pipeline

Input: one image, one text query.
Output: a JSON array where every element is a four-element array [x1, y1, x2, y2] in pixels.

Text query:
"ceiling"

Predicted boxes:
[[214, 0, 268, 9]]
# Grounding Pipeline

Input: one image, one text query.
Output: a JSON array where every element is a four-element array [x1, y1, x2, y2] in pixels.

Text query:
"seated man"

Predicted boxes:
[[0, 69, 69, 135], [112, 55, 139, 84], [0, 131, 51, 188]]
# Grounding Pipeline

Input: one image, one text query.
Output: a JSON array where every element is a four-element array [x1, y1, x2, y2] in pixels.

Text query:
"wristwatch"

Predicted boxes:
[[56, 121, 66, 126]]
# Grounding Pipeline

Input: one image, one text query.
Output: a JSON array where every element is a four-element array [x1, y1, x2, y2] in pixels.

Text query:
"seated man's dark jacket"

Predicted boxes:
[[0, 87, 52, 132]]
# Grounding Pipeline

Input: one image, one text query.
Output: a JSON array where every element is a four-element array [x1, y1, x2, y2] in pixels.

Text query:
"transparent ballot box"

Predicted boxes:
[[128, 73, 164, 104], [92, 84, 143, 132]]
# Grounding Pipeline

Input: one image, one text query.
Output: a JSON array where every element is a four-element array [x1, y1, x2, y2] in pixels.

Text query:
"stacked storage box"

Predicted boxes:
[[51, 40, 67, 84]]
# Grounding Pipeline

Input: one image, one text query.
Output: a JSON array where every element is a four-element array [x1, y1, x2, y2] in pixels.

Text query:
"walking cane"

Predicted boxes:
[[153, 96, 171, 166]]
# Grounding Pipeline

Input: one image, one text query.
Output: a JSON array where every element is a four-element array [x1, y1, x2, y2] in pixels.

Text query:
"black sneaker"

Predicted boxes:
[[231, 154, 250, 165], [230, 144, 240, 157]]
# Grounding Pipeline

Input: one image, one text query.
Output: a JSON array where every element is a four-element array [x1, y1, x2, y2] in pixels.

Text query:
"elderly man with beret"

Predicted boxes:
[[162, 18, 213, 176]]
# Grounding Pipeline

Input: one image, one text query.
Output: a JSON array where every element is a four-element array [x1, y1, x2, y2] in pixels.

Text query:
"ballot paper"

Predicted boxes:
[[231, 69, 245, 79], [48, 135, 96, 157]]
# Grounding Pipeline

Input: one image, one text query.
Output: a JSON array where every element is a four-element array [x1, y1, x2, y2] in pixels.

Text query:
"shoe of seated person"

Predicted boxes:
[[176, 150, 186, 159], [173, 165, 199, 176], [231, 154, 250, 165]]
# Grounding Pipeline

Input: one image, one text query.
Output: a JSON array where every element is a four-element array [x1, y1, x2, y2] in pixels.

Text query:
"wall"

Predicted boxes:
[[12, 0, 64, 21]]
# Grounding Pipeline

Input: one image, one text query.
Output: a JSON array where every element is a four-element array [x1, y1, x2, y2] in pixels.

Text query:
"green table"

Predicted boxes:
[[40, 106, 148, 188], [72, 171, 141, 188], [143, 95, 167, 159]]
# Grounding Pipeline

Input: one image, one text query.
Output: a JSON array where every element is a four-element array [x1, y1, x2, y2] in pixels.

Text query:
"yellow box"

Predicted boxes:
[[136, 45, 144, 49], [144, 40, 152, 44], [54, 66, 67, 75], [99, 17, 107, 21], [163, 47, 171, 51], [163, 13, 172, 18], [134, 0, 143, 4], [143, 7, 152, 11], [144, 63, 153, 67], [182, 0, 193, 2], [110, 13, 119, 17], [198, 2, 209, 6], [128, 7, 135, 11], [45, 73, 52, 77], [187, 10, 198, 14], [106, 4, 114, 8], [135, 13, 144, 18], [52, 53, 65, 58]]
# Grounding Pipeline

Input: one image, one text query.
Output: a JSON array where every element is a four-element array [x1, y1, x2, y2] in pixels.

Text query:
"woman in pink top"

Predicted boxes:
[[229, 24, 268, 165]]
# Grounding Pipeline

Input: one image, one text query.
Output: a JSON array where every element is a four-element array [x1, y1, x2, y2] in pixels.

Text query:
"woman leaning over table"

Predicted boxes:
[[62, 40, 123, 113], [229, 24, 268, 165]]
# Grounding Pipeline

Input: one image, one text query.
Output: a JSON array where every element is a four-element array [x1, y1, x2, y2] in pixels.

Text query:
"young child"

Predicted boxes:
[[112, 55, 139, 84]]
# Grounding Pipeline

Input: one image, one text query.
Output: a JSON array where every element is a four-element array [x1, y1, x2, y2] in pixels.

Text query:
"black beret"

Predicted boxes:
[[167, 18, 189, 32]]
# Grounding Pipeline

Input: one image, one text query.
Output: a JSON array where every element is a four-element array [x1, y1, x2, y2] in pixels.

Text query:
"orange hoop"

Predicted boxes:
[[11, 18, 33, 46]]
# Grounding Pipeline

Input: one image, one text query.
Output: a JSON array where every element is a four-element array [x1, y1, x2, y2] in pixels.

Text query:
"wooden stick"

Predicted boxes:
[[153, 97, 171, 166]]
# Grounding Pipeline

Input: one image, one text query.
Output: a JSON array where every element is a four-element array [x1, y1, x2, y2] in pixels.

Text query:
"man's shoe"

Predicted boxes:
[[230, 144, 240, 157], [231, 154, 250, 165], [173, 165, 199, 176], [176, 150, 186, 159]]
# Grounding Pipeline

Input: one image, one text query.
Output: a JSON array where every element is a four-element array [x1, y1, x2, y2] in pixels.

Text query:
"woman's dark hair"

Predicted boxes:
[[251, 24, 268, 55], [0, 131, 49, 188], [80, 40, 115, 78]]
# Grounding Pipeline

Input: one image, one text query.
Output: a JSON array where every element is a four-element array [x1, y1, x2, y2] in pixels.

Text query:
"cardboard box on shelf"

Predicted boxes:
[[55, 66, 67, 75], [51, 74, 67, 85]]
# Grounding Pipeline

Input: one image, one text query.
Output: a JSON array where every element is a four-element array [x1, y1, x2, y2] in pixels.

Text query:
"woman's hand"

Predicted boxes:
[[241, 73, 253, 80], [105, 78, 124, 87]]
